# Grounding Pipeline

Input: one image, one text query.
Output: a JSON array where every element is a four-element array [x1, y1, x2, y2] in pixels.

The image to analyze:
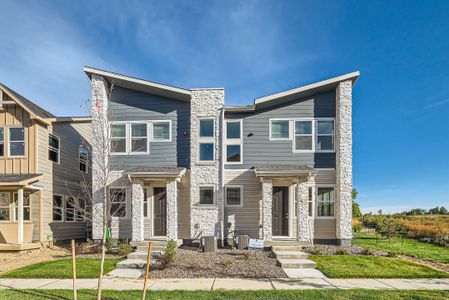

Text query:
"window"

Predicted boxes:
[[294, 120, 313, 151], [225, 120, 242, 164], [143, 188, 148, 218], [316, 120, 334, 151], [110, 188, 126, 217], [9, 127, 25, 156], [79, 146, 89, 173], [0, 127, 4, 157], [153, 121, 171, 141], [270, 120, 290, 140], [53, 195, 64, 222], [0, 192, 10, 221], [199, 186, 214, 205], [66, 197, 75, 222], [198, 118, 215, 162], [130, 123, 148, 153], [13, 192, 31, 221], [111, 123, 127, 153], [225, 186, 243, 207], [308, 187, 313, 217], [317, 187, 335, 217], [76, 199, 86, 221], [48, 134, 60, 163]]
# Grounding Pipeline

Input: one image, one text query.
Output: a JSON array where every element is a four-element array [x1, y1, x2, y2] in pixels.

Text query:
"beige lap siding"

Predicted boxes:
[[177, 171, 191, 239], [224, 170, 261, 239], [311, 169, 337, 240]]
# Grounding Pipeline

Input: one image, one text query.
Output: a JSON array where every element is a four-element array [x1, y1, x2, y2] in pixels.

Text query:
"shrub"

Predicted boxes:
[[241, 252, 251, 261], [161, 240, 177, 266], [118, 240, 133, 257], [105, 236, 114, 253], [352, 219, 363, 233], [335, 248, 349, 255], [221, 259, 233, 267]]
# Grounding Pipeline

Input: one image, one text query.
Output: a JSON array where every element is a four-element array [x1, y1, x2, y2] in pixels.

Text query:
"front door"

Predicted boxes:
[[272, 187, 289, 236], [153, 187, 167, 236]]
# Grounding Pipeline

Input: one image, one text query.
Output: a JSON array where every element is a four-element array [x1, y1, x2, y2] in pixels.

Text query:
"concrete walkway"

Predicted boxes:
[[1, 278, 449, 290]]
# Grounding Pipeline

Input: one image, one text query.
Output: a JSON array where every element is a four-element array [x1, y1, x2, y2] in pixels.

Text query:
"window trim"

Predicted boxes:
[[0, 191, 11, 222], [151, 120, 172, 142], [129, 121, 150, 155], [8, 126, 25, 158], [65, 196, 76, 223], [110, 122, 129, 155], [0, 127, 4, 157], [224, 119, 243, 164], [269, 118, 292, 141], [109, 187, 129, 219], [290, 118, 336, 154], [79, 146, 89, 174], [198, 117, 215, 163], [48, 133, 61, 163], [225, 185, 244, 208], [52, 194, 65, 222], [13, 192, 31, 222], [198, 185, 215, 206], [316, 118, 335, 153], [293, 118, 315, 153], [315, 185, 336, 219]]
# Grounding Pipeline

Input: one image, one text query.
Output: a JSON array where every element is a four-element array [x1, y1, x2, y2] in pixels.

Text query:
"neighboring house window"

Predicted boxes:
[[0, 127, 4, 157], [79, 146, 89, 173], [66, 197, 75, 222], [0, 192, 10, 221], [13, 192, 31, 222], [143, 188, 148, 218], [199, 186, 214, 205], [48, 134, 60, 163], [270, 120, 290, 140], [198, 118, 214, 162], [225, 186, 243, 207], [316, 120, 335, 151], [9, 127, 25, 156], [317, 187, 335, 217], [111, 123, 127, 154], [110, 188, 126, 217], [76, 198, 85, 221], [130, 123, 148, 154], [225, 120, 242, 164], [52, 195, 64, 222], [294, 120, 313, 151], [152, 121, 171, 141], [308, 187, 313, 217]]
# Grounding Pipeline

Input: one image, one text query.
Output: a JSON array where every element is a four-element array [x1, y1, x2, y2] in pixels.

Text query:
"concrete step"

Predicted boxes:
[[273, 251, 309, 259], [272, 245, 304, 252], [116, 259, 147, 269], [130, 240, 168, 247], [270, 240, 310, 247], [136, 245, 165, 252], [277, 258, 317, 269], [127, 251, 162, 260], [283, 268, 326, 278]]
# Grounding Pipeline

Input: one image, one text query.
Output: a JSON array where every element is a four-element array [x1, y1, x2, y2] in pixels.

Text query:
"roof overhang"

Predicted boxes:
[[45, 117, 92, 123], [254, 71, 360, 110], [124, 167, 187, 179], [0, 174, 43, 187], [84, 66, 192, 102], [224, 105, 256, 113], [254, 165, 316, 178]]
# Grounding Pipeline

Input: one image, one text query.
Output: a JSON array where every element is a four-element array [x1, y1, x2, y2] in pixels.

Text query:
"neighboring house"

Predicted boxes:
[[86, 67, 358, 246], [0, 84, 91, 250]]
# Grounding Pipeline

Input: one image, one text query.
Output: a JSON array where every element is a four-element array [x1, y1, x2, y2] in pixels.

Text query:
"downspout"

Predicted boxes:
[[220, 107, 225, 247]]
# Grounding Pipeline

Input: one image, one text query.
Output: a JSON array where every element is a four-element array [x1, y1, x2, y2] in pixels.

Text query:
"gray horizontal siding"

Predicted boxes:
[[225, 91, 336, 169], [109, 87, 190, 169]]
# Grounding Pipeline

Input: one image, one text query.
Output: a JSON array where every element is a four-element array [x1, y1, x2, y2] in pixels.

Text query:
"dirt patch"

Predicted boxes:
[[396, 254, 449, 273], [148, 247, 286, 279]]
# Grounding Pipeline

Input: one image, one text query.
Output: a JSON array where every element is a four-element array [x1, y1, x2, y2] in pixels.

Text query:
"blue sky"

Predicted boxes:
[[1, 0, 448, 213]]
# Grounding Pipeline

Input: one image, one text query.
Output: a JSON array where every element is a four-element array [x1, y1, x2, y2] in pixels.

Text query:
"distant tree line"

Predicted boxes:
[[398, 207, 448, 216]]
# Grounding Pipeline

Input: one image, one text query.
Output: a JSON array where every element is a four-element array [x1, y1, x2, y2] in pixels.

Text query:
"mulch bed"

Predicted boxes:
[[148, 247, 286, 279]]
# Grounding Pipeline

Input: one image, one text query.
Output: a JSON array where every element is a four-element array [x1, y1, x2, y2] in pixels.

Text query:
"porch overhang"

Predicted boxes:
[[254, 165, 316, 178], [0, 174, 43, 187], [124, 167, 187, 180]]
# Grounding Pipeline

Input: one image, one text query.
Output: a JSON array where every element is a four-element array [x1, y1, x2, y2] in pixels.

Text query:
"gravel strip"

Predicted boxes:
[[303, 244, 389, 256], [148, 248, 286, 279]]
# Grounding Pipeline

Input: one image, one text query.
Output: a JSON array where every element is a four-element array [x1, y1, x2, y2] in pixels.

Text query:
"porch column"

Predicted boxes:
[[261, 178, 273, 241], [296, 180, 310, 242], [17, 187, 24, 244], [131, 181, 144, 241], [166, 179, 178, 241]]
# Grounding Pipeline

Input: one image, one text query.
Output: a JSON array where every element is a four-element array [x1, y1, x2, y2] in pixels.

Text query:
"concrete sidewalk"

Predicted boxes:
[[1, 278, 449, 290]]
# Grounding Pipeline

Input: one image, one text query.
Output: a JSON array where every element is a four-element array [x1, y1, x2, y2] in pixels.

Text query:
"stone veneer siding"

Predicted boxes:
[[189, 89, 224, 239], [261, 179, 273, 241], [296, 180, 310, 242], [166, 179, 178, 241], [335, 80, 353, 246], [131, 182, 144, 241]]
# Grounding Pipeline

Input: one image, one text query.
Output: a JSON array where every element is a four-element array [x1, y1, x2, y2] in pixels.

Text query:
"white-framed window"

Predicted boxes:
[[225, 119, 242, 164], [294, 119, 314, 152], [0, 127, 4, 157], [316, 186, 335, 217], [65, 197, 76, 222], [130, 122, 149, 154], [198, 118, 215, 162], [52, 195, 64, 222], [110, 188, 127, 217], [110, 123, 128, 154], [13, 192, 31, 222], [199, 185, 214, 205], [79, 146, 89, 173], [143, 188, 148, 218], [316, 119, 335, 151], [76, 198, 86, 221], [152, 120, 171, 142], [48, 134, 60, 163], [270, 119, 291, 140], [225, 185, 243, 207], [308, 187, 313, 217], [0, 192, 10, 222], [9, 127, 25, 157]]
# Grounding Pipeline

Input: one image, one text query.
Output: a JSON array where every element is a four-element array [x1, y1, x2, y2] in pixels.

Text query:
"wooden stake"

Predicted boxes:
[[142, 241, 152, 300], [71, 239, 77, 300]]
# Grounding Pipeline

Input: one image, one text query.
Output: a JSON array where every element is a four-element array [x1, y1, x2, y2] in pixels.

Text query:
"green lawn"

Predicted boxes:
[[310, 255, 449, 278], [354, 233, 449, 264], [0, 258, 122, 279], [0, 289, 448, 300]]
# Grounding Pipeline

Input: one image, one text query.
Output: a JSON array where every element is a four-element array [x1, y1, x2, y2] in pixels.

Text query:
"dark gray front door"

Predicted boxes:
[[272, 187, 289, 236], [153, 187, 167, 236]]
